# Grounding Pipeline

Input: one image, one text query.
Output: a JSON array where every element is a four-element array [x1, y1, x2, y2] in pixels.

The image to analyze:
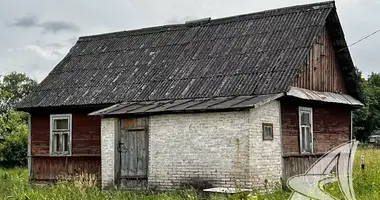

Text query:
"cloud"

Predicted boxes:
[[9, 15, 79, 34], [68, 37, 78, 45], [10, 15, 38, 28], [8, 43, 67, 61], [44, 42, 65, 49], [166, 16, 195, 24], [38, 21, 79, 33]]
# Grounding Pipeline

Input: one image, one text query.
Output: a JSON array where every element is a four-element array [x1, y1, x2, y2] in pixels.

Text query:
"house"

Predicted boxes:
[[16, 1, 363, 190]]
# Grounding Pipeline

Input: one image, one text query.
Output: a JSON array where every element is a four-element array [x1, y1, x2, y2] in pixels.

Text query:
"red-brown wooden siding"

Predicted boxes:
[[281, 99, 350, 155], [31, 112, 101, 180], [293, 25, 347, 94]]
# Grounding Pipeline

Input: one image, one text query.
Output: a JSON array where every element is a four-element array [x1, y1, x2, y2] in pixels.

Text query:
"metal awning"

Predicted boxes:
[[89, 93, 284, 116], [287, 87, 363, 107]]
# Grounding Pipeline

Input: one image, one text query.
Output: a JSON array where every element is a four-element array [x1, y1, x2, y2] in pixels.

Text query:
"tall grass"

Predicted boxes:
[[1, 148, 378, 199], [0, 168, 285, 200], [324, 148, 380, 199]]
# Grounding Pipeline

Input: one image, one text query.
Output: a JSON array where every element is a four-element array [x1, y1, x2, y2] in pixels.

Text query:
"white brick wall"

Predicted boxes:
[[101, 118, 116, 188], [100, 101, 283, 190], [148, 111, 251, 189], [249, 100, 282, 189]]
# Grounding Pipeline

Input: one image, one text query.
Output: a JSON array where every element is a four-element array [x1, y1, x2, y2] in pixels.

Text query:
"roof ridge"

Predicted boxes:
[[77, 1, 334, 42]]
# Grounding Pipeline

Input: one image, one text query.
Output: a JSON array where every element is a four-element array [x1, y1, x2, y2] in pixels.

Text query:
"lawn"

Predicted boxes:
[[0, 148, 379, 200]]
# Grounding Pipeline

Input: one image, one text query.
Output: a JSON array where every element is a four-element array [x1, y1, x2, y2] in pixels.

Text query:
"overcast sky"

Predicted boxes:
[[0, 0, 379, 82]]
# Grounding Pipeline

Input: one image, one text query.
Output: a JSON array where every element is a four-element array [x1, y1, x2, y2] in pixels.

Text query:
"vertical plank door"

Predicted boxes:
[[119, 118, 148, 179]]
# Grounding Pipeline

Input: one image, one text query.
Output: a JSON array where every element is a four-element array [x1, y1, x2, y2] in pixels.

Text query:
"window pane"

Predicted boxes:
[[63, 134, 69, 152], [301, 127, 312, 153], [301, 127, 306, 152], [263, 124, 273, 140], [54, 134, 60, 153], [266, 126, 272, 137], [301, 112, 310, 125], [55, 119, 68, 130], [306, 127, 312, 152]]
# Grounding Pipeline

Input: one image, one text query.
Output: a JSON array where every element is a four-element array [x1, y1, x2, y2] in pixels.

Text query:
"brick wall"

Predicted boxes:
[[249, 100, 282, 188], [148, 100, 282, 190], [99, 101, 283, 190], [101, 118, 117, 188], [281, 99, 351, 155], [148, 111, 250, 189]]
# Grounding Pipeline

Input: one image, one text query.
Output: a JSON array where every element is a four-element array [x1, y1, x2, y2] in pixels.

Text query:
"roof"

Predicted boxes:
[[16, 1, 360, 109], [287, 87, 363, 107], [89, 93, 283, 116]]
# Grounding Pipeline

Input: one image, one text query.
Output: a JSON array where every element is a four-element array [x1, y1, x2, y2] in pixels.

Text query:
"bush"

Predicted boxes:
[[0, 117, 27, 168]]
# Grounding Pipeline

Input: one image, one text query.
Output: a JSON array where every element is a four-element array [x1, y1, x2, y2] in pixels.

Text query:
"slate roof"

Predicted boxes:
[[16, 1, 359, 109]]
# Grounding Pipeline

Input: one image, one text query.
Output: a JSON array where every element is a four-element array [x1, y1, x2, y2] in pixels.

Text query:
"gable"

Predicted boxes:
[[17, 2, 341, 110], [293, 25, 347, 93], [292, 8, 362, 101]]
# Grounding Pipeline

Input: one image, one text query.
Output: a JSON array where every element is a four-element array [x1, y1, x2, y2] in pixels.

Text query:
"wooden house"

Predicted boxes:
[[16, 1, 363, 190]]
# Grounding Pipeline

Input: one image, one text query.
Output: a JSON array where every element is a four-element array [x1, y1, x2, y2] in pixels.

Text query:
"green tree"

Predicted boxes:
[[0, 90, 12, 113], [353, 72, 380, 141], [0, 72, 37, 108], [0, 111, 27, 167], [0, 72, 37, 167]]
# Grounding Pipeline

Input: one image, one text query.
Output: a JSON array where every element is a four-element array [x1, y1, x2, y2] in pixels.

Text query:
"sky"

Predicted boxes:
[[0, 0, 379, 82]]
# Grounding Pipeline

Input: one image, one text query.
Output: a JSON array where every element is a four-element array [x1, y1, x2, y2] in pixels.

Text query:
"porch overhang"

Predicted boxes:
[[89, 93, 284, 116], [286, 87, 363, 108]]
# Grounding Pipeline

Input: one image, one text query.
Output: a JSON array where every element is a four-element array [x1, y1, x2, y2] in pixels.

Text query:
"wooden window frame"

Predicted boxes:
[[262, 123, 274, 140], [298, 107, 313, 154], [49, 114, 72, 156]]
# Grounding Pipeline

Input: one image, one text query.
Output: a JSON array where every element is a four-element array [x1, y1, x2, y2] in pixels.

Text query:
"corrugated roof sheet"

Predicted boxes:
[[287, 87, 363, 107], [17, 1, 338, 109], [89, 93, 283, 116]]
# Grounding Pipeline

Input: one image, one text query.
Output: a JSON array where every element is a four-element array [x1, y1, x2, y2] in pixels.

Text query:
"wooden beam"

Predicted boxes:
[[28, 113, 32, 179]]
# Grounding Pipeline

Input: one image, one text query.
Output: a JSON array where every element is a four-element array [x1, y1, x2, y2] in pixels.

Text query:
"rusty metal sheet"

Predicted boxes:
[[185, 97, 232, 110], [111, 103, 149, 115], [287, 87, 363, 107], [232, 94, 283, 108], [128, 101, 171, 113], [208, 96, 253, 109], [145, 99, 192, 113], [89, 94, 285, 115], [166, 99, 210, 111]]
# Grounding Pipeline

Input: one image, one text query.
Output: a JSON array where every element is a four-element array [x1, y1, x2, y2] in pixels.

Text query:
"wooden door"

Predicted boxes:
[[119, 118, 148, 179]]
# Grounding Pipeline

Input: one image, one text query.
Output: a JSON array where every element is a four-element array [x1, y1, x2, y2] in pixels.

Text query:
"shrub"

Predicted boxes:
[[0, 121, 27, 168]]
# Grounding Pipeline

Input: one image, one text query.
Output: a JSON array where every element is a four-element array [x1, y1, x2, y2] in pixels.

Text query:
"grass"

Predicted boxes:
[[0, 168, 285, 200], [323, 148, 380, 199], [0, 148, 379, 199]]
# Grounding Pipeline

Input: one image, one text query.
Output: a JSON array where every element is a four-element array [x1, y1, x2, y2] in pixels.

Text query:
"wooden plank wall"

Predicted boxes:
[[31, 156, 100, 180], [282, 154, 322, 181], [30, 112, 101, 180], [293, 26, 347, 93]]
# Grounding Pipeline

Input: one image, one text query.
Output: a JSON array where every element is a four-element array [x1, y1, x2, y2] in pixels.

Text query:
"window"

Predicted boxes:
[[299, 107, 313, 154], [262, 123, 273, 140], [50, 114, 72, 155]]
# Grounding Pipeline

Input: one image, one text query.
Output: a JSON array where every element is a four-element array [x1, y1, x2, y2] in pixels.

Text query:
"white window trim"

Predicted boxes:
[[298, 107, 313, 154], [50, 114, 72, 156]]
